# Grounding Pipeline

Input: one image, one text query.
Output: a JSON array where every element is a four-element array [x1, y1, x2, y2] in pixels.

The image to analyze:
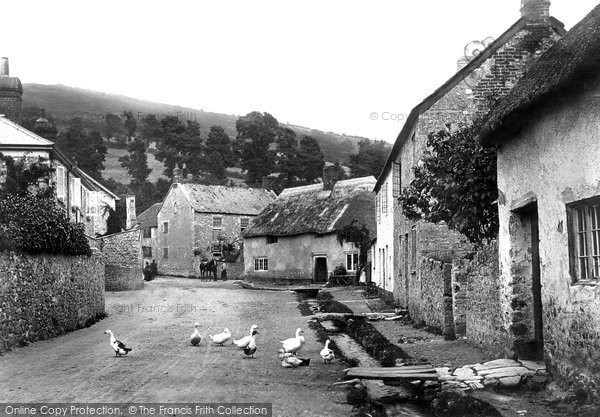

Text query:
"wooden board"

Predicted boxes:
[[347, 367, 439, 381]]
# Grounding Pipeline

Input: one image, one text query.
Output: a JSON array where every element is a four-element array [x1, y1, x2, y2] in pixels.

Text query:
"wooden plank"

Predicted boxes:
[[347, 368, 439, 380], [347, 366, 437, 374]]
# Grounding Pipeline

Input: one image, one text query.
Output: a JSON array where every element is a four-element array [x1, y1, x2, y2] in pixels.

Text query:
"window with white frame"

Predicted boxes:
[[346, 253, 359, 271], [382, 182, 388, 213], [56, 166, 66, 199], [392, 162, 401, 198], [254, 257, 268, 271], [568, 198, 600, 282], [71, 177, 81, 207]]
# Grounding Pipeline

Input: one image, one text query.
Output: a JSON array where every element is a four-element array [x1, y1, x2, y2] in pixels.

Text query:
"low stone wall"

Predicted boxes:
[[101, 229, 143, 291], [408, 257, 452, 337], [0, 252, 105, 351], [457, 241, 510, 358]]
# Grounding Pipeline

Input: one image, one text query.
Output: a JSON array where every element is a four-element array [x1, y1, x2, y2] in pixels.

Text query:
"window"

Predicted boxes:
[[346, 253, 359, 271], [71, 177, 81, 207], [376, 194, 380, 222], [240, 217, 250, 231], [163, 222, 169, 233], [382, 183, 388, 213], [315, 233, 324, 239], [163, 248, 169, 259], [569, 199, 600, 281], [56, 166, 66, 199], [266, 235, 278, 244], [213, 216, 223, 229], [393, 162, 401, 198], [143, 228, 152, 238], [173, 202, 178, 214], [254, 257, 269, 271], [411, 227, 417, 271], [212, 229, 224, 243], [142, 246, 153, 258]]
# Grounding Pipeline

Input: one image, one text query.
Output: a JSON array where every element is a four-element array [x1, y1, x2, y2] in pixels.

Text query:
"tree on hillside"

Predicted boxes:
[[349, 139, 389, 178], [119, 138, 151, 187], [206, 125, 234, 168], [327, 161, 348, 182], [297, 135, 325, 183], [401, 121, 498, 245], [139, 114, 164, 146], [235, 112, 278, 187], [154, 116, 204, 178], [55, 118, 107, 181], [104, 113, 126, 143], [275, 127, 300, 188], [122, 111, 137, 142]]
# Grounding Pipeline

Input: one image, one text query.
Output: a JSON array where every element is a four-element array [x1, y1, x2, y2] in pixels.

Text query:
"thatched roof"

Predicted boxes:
[[243, 176, 376, 238], [176, 183, 276, 216], [374, 16, 566, 192], [137, 203, 162, 229], [480, 4, 600, 144]]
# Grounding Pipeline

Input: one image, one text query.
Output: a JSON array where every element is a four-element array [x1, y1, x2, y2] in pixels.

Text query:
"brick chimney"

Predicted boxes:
[[521, 0, 551, 26], [0, 57, 23, 125], [173, 167, 183, 183]]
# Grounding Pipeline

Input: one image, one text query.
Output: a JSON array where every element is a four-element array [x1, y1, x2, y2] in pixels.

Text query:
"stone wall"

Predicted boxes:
[[408, 257, 453, 337], [454, 241, 511, 357], [101, 229, 143, 291], [0, 252, 105, 351]]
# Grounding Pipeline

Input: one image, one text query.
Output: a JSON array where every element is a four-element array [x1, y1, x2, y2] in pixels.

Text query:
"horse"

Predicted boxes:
[[199, 259, 218, 280]]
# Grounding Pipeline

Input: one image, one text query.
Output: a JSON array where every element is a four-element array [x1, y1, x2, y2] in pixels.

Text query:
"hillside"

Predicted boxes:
[[23, 83, 379, 164]]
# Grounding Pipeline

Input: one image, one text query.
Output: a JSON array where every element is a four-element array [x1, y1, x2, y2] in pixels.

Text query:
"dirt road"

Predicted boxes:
[[0, 278, 351, 416]]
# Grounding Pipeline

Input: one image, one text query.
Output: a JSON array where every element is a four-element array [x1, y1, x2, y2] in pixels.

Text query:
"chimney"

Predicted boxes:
[[521, 0, 551, 26], [322, 166, 337, 191], [1, 57, 8, 76], [173, 167, 183, 183], [125, 196, 137, 229], [0, 57, 23, 124]]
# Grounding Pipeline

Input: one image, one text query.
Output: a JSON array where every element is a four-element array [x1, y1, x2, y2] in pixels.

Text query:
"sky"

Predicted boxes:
[[1, 0, 598, 143]]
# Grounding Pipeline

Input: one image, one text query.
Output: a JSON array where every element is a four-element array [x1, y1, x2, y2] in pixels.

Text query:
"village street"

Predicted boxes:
[[0, 278, 351, 417]]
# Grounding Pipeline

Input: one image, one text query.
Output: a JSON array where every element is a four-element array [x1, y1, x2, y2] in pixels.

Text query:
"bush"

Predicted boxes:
[[0, 193, 92, 256], [333, 264, 347, 275]]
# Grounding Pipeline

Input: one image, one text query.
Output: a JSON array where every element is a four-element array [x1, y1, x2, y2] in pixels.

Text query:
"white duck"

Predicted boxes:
[[233, 324, 259, 349], [104, 330, 132, 357], [320, 340, 335, 364], [280, 352, 310, 368], [209, 328, 232, 346], [278, 328, 305, 355], [243, 328, 258, 358], [190, 323, 202, 346]]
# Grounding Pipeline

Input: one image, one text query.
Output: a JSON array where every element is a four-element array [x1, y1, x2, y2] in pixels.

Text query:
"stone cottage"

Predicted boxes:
[[157, 171, 276, 277], [372, 0, 565, 335], [0, 58, 119, 236], [137, 202, 162, 266], [479, 3, 600, 398], [243, 176, 376, 284]]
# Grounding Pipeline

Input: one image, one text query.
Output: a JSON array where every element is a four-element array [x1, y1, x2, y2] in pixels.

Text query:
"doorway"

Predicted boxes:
[[510, 203, 544, 360], [314, 257, 328, 283]]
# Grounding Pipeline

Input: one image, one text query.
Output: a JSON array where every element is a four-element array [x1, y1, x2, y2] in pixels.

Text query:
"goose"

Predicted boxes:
[[190, 323, 202, 346], [320, 340, 335, 364], [209, 328, 232, 346], [280, 352, 310, 368], [278, 328, 305, 355], [233, 324, 259, 349], [243, 329, 258, 358], [104, 330, 132, 357]]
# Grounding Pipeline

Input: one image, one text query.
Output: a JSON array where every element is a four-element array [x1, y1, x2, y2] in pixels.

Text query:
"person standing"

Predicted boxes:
[[150, 259, 158, 279]]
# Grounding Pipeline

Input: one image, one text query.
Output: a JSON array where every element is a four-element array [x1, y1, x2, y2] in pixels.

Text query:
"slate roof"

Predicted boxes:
[[479, 4, 600, 145], [243, 176, 376, 238], [137, 203, 162, 229], [374, 16, 566, 192], [176, 183, 276, 216], [0, 116, 54, 148]]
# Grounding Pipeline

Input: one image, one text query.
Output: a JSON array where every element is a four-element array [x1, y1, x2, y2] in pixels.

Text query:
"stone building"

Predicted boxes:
[[243, 176, 375, 284], [0, 57, 22, 125], [137, 202, 161, 266], [157, 171, 276, 277], [372, 0, 565, 336], [479, 3, 600, 398]]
